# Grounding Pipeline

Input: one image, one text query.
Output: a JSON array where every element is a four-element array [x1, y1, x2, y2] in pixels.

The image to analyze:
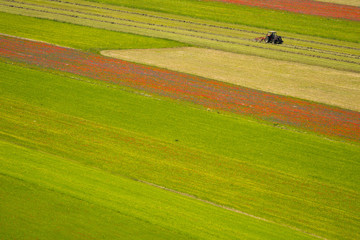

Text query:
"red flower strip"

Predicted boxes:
[[1, 35, 359, 141]]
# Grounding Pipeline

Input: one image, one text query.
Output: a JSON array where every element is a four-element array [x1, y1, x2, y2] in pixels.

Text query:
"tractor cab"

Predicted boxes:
[[266, 31, 277, 41]]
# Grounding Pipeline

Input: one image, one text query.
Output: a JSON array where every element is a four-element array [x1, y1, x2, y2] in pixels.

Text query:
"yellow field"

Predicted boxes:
[[102, 47, 360, 111]]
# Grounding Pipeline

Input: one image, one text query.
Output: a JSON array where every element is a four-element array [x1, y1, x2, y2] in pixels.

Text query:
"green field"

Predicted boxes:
[[1, 0, 360, 239], [2, 138, 320, 240], [1, 60, 359, 239]]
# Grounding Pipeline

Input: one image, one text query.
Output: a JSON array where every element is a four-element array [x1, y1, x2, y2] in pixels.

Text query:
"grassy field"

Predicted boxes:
[[1, 0, 360, 239], [1, 60, 359, 239], [2, 139, 319, 240], [102, 47, 360, 111], [1, 0, 359, 72]]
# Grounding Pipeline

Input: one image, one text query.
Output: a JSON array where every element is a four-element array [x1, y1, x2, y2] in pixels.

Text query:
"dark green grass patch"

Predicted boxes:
[[85, 0, 360, 43], [1, 60, 359, 239], [0, 11, 186, 52]]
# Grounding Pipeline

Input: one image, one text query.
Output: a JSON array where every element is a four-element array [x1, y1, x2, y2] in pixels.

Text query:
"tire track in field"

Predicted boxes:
[[136, 179, 328, 240], [2, 0, 360, 65]]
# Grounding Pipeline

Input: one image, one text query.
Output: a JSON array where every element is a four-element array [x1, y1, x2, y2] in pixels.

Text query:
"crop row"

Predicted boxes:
[[1, 34, 359, 141]]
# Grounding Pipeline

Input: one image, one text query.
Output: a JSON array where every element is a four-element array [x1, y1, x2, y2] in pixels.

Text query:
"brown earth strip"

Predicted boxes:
[[1, 34, 359, 141]]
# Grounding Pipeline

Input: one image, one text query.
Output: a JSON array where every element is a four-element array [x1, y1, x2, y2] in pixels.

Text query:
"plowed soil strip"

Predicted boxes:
[[206, 0, 360, 21], [1, 35, 359, 141]]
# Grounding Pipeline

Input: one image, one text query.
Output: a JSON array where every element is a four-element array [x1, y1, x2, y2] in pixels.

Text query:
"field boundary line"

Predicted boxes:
[[136, 179, 328, 240]]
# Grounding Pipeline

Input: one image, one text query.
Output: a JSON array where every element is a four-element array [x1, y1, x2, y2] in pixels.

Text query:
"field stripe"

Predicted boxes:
[[1, 34, 359, 141], [137, 179, 328, 240]]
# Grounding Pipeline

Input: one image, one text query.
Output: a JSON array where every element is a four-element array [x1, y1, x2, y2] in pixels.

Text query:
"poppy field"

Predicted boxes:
[[1, 0, 360, 239]]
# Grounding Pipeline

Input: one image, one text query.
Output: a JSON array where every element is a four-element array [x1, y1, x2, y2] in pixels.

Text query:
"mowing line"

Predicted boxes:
[[136, 179, 328, 240], [2, 0, 359, 66]]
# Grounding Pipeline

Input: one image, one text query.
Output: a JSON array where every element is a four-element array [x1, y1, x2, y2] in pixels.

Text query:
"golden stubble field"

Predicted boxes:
[[102, 47, 360, 111]]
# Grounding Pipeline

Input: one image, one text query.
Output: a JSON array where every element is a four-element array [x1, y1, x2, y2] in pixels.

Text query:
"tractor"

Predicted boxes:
[[255, 31, 283, 44], [264, 31, 283, 44]]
